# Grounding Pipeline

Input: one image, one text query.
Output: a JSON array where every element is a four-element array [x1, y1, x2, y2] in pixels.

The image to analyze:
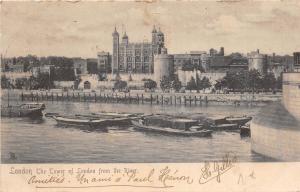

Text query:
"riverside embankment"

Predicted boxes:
[[2, 89, 282, 106]]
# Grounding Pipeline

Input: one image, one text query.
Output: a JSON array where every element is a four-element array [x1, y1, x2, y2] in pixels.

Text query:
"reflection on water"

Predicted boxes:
[[1, 101, 272, 163]]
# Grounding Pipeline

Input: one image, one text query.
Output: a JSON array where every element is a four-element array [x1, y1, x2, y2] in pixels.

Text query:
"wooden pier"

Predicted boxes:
[[20, 91, 210, 106]]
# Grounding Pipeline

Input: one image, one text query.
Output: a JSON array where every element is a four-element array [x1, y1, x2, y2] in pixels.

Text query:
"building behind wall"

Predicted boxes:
[[97, 51, 111, 74], [294, 52, 300, 71], [112, 26, 165, 74]]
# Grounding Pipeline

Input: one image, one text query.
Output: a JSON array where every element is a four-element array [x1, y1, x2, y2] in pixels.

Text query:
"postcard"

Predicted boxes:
[[1, 1, 300, 191]]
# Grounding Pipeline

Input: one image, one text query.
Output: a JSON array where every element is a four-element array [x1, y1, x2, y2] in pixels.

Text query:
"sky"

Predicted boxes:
[[1, 1, 300, 58]]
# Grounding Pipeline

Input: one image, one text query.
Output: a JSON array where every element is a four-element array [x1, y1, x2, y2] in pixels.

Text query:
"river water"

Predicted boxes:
[[1, 100, 273, 163]]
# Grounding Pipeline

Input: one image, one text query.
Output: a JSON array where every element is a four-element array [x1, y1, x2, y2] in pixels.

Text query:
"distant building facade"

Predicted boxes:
[[97, 51, 111, 74], [294, 52, 300, 71], [112, 26, 165, 74], [73, 58, 87, 76]]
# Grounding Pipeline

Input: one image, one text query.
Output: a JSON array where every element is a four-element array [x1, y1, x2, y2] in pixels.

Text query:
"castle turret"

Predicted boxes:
[[122, 32, 128, 45], [112, 27, 119, 75], [152, 25, 157, 44]]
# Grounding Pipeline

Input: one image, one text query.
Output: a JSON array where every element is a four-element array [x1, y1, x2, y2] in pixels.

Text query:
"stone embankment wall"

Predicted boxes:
[[251, 73, 300, 161]]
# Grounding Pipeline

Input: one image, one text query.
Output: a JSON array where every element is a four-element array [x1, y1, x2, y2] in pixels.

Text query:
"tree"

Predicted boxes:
[[247, 69, 262, 93], [214, 79, 227, 91], [160, 76, 171, 92], [171, 74, 182, 92], [114, 80, 127, 91], [276, 73, 283, 90], [262, 72, 276, 91], [200, 77, 211, 91], [196, 73, 201, 92], [15, 78, 27, 89], [144, 79, 157, 91], [1, 75, 11, 89], [186, 76, 197, 92]]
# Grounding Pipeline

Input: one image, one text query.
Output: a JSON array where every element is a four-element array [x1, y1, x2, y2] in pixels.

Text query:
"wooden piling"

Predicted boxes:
[[156, 95, 159, 104], [174, 95, 176, 105], [141, 94, 144, 104], [161, 95, 163, 105], [150, 94, 153, 105], [194, 96, 197, 105], [189, 95, 192, 106]]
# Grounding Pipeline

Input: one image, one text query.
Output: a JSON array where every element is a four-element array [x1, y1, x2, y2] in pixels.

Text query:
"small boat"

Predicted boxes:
[[131, 118, 212, 137], [225, 116, 252, 126], [209, 123, 238, 131], [1, 103, 45, 117], [52, 115, 109, 131], [240, 124, 251, 137]]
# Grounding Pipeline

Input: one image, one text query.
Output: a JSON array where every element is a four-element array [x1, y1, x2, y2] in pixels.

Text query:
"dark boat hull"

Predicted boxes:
[[131, 120, 212, 137], [1, 107, 43, 117], [53, 116, 109, 131], [225, 117, 252, 126]]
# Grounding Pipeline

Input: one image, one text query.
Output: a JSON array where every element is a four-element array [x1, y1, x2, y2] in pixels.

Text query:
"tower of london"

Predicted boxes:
[[112, 26, 165, 74]]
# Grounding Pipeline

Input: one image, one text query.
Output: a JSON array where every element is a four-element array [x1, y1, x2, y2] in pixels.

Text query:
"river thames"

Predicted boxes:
[[1, 100, 274, 163]]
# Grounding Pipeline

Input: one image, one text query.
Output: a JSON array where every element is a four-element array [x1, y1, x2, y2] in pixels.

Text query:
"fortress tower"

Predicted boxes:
[[112, 27, 119, 75], [112, 25, 166, 74]]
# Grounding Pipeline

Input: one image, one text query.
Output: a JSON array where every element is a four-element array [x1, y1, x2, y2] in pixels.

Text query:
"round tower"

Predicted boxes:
[[154, 48, 174, 84]]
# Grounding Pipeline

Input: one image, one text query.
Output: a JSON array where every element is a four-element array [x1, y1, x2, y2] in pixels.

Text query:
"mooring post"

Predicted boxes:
[[194, 95, 197, 105], [31, 92, 34, 101], [174, 95, 176, 105], [137, 94, 139, 104], [205, 95, 208, 104], [150, 94, 153, 105], [189, 95, 192, 106], [142, 94, 144, 104], [21, 92, 24, 101], [170, 96, 172, 105], [51, 92, 54, 102], [184, 96, 186, 105], [94, 93, 97, 102], [161, 95, 164, 105], [56, 93, 58, 101], [156, 95, 159, 104]]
